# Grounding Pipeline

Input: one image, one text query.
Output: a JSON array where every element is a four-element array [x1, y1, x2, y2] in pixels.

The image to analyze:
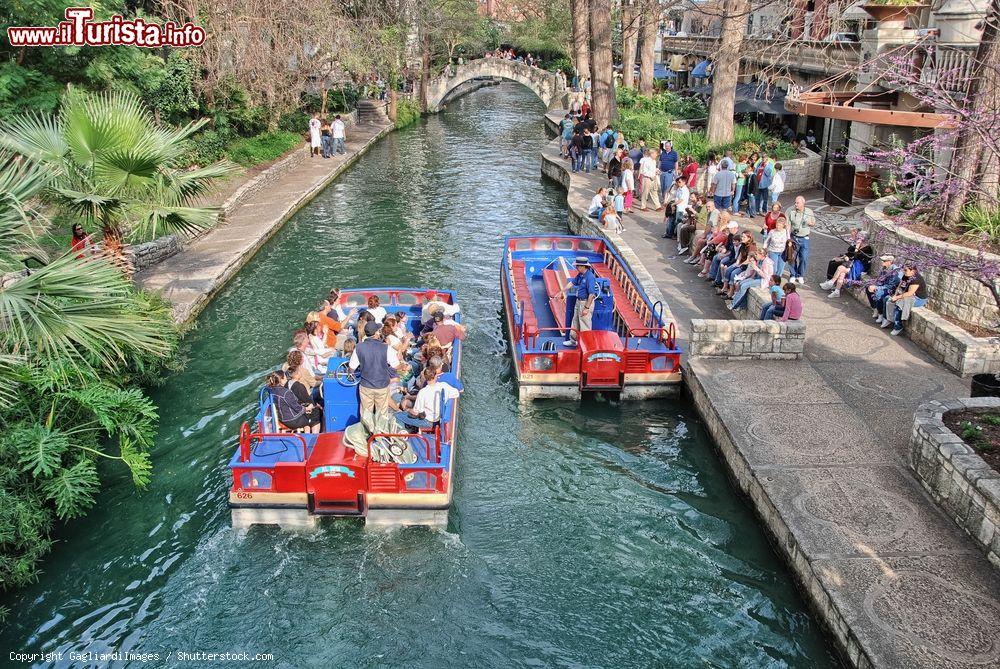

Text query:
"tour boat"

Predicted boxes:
[[501, 235, 681, 399], [228, 287, 461, 527]]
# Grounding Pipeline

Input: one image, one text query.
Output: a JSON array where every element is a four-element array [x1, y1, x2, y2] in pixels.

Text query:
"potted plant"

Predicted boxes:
[[971, 372, 1000, 398], [862, 0, 928, 26]]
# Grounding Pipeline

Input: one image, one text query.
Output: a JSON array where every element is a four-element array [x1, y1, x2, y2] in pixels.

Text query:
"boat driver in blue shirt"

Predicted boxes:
[[558, 257, 598, 347]]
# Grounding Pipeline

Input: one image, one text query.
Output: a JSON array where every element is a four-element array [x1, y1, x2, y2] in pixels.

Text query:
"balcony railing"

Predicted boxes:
[[919, 45, 976, 93], [662, 35, 863, 75]]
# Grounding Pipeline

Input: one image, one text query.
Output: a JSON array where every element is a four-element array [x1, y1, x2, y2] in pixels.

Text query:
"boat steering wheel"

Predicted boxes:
[[334, 360, 360, 387]]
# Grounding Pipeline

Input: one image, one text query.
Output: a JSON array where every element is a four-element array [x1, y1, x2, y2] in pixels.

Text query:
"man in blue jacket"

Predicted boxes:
[[754, 153, 774, 218], [659, 140, 679, 198]]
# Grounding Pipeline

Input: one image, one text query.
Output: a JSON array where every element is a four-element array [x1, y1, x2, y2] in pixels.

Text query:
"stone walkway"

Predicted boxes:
[[138, 120, 392, 324], [542, 113, 1000, 669]]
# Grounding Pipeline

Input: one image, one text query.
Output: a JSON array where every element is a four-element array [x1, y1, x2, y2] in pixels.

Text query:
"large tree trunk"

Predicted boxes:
[[706, 0, 750, 144], [590, 0, 619, 126], [943, 0, 1000, 227], [571, 0, 591, 85], [621, 0, 640, 89], [637, 0, 657, 96]]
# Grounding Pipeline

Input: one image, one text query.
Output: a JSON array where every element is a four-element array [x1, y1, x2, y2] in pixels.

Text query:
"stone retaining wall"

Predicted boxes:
[[864, 197, 1000, 327], [125, 235, 181, 274], [689, 318, 805, 359], [910, 397, 1000, 567]]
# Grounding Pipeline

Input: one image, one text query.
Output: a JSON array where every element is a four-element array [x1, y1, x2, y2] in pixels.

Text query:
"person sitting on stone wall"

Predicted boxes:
[[864, 255, 902, 321], [821, 230, 875, 298], [879, 262, 927, 335]]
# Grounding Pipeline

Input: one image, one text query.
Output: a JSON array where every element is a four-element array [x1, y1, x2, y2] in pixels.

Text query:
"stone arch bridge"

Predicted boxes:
[[425, 57, 568, 112]]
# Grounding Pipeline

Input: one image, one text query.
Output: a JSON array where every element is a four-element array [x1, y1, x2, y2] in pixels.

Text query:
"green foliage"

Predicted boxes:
[[983, 414, 1000, 426], [0, 63, 62, 118], [179, 129, 233, 167], [960, 420, 983, 443], [226, 131, 302, 167], [547, 57, 575, 78], [0, 88, 238, 242], [617, 87, 707, 120], [960, 206, 1000, 242], [394, 99, 422, 130], [0, 121, 179, 593], [617, 112, 798, 163]]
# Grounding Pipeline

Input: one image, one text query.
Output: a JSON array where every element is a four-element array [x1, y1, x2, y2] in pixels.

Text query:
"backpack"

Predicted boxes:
[[604, 133, 615, 149]]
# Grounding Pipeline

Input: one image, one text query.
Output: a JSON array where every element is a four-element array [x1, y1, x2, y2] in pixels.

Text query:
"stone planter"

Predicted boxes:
[[862, 197, 1000, 375], [910, 397, 1000, 567]]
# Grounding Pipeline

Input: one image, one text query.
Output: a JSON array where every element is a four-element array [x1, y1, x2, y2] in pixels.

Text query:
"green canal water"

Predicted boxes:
[[2, 84, 840, 668]]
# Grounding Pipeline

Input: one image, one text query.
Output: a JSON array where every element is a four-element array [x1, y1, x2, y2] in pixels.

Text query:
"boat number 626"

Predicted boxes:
[[236, 491, 253, 499]]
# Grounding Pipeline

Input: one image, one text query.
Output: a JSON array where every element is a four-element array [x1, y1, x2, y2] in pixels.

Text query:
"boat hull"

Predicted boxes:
[[501, 236, 682, 400]]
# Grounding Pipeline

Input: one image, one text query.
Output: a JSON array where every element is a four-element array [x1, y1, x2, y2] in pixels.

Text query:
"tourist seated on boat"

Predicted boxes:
[[759, 275, 786, 320], [588, 187, 608, 218], [285, 352, 324, 428], [879, 262, 926, 335], [342, 337, 356, 359], [366, 295, 387, 325], [356, 310, 375, 342], [265, 370, 321, 434], [421, 292, 460, 327], [864, 255, 902, 321], [289, 331, 321, 382], [382, 316, 412, 359], [820, 231, 875, 298], [430, 310, 466, 349], [304, 318, 337, 374], [396, 366, 463, 431]]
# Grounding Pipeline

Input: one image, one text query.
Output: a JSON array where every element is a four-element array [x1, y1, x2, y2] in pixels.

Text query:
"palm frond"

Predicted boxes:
[[0, 253, 174, 374], [0, 113, 67, 165]]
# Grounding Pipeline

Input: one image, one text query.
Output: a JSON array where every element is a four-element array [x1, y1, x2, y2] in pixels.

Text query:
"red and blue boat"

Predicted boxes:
[[501, 235, 681, 399], [228, 287, 461, 527]]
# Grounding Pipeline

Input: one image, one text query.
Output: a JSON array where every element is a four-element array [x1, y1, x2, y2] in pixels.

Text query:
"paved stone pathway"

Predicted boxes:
[[138, 120, 392, 324], [543, 113, 1000, 669]]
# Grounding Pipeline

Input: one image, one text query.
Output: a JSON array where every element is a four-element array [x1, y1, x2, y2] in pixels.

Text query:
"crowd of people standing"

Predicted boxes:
[[558, 101, 930, 335]]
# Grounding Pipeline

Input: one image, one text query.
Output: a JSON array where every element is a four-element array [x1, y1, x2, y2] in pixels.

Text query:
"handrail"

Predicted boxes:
[[239, 426, 308, 463], [527, 326, 577, 350], [366, 432, 434, 464]]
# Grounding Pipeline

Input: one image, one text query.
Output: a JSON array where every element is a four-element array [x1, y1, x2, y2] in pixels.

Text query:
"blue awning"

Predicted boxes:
[[653, 63, 670, 80], [691, 60, 711, 79]]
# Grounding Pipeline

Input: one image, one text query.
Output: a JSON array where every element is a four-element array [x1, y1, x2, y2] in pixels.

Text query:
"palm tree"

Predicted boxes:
[[0, 89, 237, 272], [0, 152, 175, 391]]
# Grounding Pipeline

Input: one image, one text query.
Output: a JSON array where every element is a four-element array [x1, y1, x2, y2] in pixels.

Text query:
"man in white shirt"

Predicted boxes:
[[638, 150, 661, 211], [402, 368, 462, 428], [665, 177, 690, 241], [331, 115, 347, 155], [588, 187, 607, 217], [421, 292, 461, 325]]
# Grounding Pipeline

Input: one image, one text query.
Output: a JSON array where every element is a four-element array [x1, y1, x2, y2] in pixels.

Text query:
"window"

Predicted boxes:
[[375, 292, 391, 306], [578, 240, 596, 252], [555, 239, 574, 251], [239, 470, 273, 490], [515, 239, 532, 250], [534, 239, 553, 250], [397, 293, 418, 306], [650, 355, 671, 371], [344, 293, 367, 307]]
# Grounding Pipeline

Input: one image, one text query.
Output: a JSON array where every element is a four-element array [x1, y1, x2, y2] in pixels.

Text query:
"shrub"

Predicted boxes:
[[960, 205, 1000, 242], [616, 87, 707, 120], [547, 57, 575, 77], [226, 131, 302, 167], [395, 99, 422, 130], [178, 129, 233, 166]]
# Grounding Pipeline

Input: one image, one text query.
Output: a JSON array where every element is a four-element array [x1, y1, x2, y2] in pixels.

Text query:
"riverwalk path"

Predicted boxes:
[[138, 119, 392, 324], [542, 112, 1000, 669]]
